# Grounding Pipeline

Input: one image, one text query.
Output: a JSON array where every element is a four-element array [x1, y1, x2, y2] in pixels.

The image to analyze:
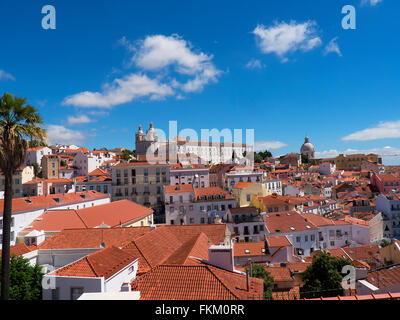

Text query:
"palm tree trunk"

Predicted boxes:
[[1, 171, 13, 300]]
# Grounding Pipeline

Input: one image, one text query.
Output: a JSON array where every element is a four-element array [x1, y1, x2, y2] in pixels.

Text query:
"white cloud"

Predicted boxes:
[[324, 37, 342, 57], [0, 70, 15, 81], [252, 21, 322, 61], [254, 141, 288, 151], [361, 0, 383, 6], [67, 115, 92, 125], [63, 34, 220, 108], [63, 73, 174, 108], [342, 120, 400, 141], [46, 125, 85, 145], [245, 59, 265, 70], [316, 146, 400, 165]]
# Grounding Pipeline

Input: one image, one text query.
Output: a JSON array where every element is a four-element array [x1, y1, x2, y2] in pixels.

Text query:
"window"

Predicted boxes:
[[170, 220, 175, 225], [311, 235, 315, 241], [51, 288, 60, 300], [70, 287, 84, 300], [296, 237, 301, 243], [305, 235, 308, 242], [128, 265, 135, 274], [200, 218, 205, 224]]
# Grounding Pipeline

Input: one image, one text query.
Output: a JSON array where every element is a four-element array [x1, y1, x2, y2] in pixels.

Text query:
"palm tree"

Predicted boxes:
[[0, 93, 46, 300]]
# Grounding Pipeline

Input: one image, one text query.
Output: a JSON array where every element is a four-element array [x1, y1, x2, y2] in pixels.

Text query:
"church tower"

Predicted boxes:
[[135, 123, 158, 157]]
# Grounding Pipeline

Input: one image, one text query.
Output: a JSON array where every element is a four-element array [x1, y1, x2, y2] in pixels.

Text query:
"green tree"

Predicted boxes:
[[120, 149, 135, 161], [254, 150, 273, 163], [246, 263, 274, 300], [28, 139, 47, 148], [0, 255, 44, 300], [300, 252, 352, 299], [301, 153, 309, 164], [0, 92, 46, 300], [380, 239, 391, 248], [32, 162, 42, 178]]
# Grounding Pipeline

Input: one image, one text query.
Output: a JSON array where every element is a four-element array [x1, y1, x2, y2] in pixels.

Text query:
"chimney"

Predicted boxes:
[[207, 244, 234, 272]]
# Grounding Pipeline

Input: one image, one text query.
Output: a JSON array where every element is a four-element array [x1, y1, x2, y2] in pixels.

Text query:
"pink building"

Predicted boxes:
[[371, 173, 400, 193]]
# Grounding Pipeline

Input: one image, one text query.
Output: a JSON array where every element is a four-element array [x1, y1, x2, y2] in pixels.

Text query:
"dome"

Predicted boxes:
[[300, 136, 315, 158]]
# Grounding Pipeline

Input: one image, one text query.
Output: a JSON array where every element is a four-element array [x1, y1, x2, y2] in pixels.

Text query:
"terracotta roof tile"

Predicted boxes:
[[51, 246, 137, 279], [131, 264, 263, 300]]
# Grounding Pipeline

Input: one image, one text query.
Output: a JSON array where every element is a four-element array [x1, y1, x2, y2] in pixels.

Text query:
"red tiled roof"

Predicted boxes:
[[302, 213, 335, 227], [0, 191, 109, 215], [232, 182, 255, 189], [165, 184, 194, 194], [24, 200, 153, 232], [38, 227, 151, 249], [266, 236, 292, 247], [0, 243, 37, 257], [194, 187, 233, 200], [88, 168, 108, 176], [234, 241, 266, 257], [77, 200, 153, 228], [131, 264, 263, 300], [51, 246, 137, 279], [265, 266, 293, 282], [264, 211, 317, 234], [365, 265, 400, 289], [288, 262, 311, 273]]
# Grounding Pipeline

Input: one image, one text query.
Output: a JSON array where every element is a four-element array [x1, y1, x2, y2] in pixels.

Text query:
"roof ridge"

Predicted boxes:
[[124, 239, 153, 270], [74, 209, 89, 228], [183, 232, 210, 265], [159, 232, 205, 266], [204, 264, 242, 300], [84, 255, 100, 277]]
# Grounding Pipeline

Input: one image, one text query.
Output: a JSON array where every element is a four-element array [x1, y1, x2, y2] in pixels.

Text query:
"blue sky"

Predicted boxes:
[[1, 0, 400, 163]]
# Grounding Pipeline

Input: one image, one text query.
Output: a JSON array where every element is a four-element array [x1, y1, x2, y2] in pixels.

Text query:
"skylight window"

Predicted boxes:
[[290, 227, 295, 231], [245, 249, 250, 254]]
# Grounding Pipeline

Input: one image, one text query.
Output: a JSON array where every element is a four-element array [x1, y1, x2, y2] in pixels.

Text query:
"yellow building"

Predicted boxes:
[[250, 193, 304, 213], [0, 166, 35, 198], [334, 154, 380, 170], [231, 182, 270, 207]]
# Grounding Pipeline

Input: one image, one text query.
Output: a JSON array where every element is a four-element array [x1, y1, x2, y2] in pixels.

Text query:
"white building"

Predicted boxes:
[[375, 193, 400, 239], [224, 207, 265, 242], [0, 191, 111, 248], [73, 151, 114, 177], [135, 123, 254, 165], [319, 162, 336, 175], [302, 213, 370, 250], [164, 184, 236, 225], [264, 178, 282, 195], [225, 167, 263, 191], [264, 211, 319, 256], [42, 246, 139, 300], [25, 146, 52, 166]]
